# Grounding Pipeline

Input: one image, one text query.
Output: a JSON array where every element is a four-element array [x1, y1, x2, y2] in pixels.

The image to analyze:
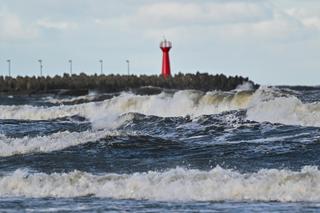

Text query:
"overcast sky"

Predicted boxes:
[[0, 0, 320, 85]]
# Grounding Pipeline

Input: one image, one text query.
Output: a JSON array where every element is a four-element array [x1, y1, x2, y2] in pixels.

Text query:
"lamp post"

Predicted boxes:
[[38, 59, 43, 77], [126, 59, 130, 75], [6, 59, 11, 77], [99, 59, 103, 75], [68, 59, 72, 75]]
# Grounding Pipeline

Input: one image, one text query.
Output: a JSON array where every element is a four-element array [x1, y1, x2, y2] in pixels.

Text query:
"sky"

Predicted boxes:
[[0, 0, 320, 85]]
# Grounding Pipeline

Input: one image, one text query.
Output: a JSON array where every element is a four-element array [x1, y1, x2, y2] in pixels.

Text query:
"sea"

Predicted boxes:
[[1, 84, 320, 212]]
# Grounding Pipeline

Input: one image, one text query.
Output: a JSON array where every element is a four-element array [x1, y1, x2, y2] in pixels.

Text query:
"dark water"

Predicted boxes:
[[1, 86, 320, 212]]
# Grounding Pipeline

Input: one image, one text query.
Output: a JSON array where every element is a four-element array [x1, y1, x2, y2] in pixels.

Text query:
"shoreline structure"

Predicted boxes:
[[0, 72, 258, 96]]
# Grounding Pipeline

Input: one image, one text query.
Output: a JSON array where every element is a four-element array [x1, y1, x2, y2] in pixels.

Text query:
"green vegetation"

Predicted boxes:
[[0, 72, 257, 95]]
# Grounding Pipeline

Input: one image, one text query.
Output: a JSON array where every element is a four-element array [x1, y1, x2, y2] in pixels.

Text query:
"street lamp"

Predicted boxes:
[[99, 59, 103, 75], [38, 59, 43, 77], [6, 59, 11, 77], [126, 59, 130, 75], [68, 59, 72, 75]]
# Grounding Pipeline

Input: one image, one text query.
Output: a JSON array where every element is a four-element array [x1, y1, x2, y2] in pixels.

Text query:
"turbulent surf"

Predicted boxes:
[[1, 85, 320, 211]]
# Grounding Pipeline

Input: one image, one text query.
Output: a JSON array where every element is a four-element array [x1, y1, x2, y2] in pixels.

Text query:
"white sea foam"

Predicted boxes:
[[44, 91, 100, 104], [1, 166, 320, 202], [1, 87, 320, 127], [45, 95, 94, 104], [0, 130, 123, 157], [0, 90, 253, 120], [246, 87, 320, 127]]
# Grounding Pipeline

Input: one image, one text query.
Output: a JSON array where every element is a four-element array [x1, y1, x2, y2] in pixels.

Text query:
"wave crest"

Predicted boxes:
[[0, 130, 124, 157], [2, 87, 320, 127], [1, 166, 320, 202], [0, 90, 253, 119]]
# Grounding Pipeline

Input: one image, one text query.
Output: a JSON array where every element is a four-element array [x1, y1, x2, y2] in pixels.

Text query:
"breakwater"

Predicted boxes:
[[0, 72, 257, 95]]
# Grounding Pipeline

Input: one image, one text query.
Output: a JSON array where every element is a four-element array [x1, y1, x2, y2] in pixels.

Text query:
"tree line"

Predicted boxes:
[[0, 72, 258, 95]]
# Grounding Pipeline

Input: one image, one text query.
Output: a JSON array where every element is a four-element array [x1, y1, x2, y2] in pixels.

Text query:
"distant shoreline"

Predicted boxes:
[[0, 72, 258, 96]]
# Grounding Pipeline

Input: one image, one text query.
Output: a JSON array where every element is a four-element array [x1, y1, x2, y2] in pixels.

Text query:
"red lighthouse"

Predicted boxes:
[[160, 39, 172, 78]]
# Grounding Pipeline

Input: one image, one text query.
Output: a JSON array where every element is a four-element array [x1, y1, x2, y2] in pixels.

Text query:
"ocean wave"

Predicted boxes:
[[1, 166, 320, 202], [1, 87, 320, 127], [0, 90, 253, 120], [44, 94, 97, 104], [247, 96, 320, 127], [0, 130, 124, 157]]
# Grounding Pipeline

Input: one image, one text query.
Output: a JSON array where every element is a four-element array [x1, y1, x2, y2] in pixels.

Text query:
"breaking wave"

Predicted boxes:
[[1, 166, 320, 202], [246, 95, 320, 127], [0, 130, 125, 157], [44, 94, 98, 105], [1, 87, 320, 127], [0, 90, 253, 120]]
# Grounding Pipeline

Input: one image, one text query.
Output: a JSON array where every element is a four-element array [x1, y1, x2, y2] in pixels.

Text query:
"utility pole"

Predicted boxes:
[[6, 59, 11, 77], [126, 59, 130, 75], [68, 59, 72, 75], [99, 59, 103, 75], [38, 59, 43, 77]]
